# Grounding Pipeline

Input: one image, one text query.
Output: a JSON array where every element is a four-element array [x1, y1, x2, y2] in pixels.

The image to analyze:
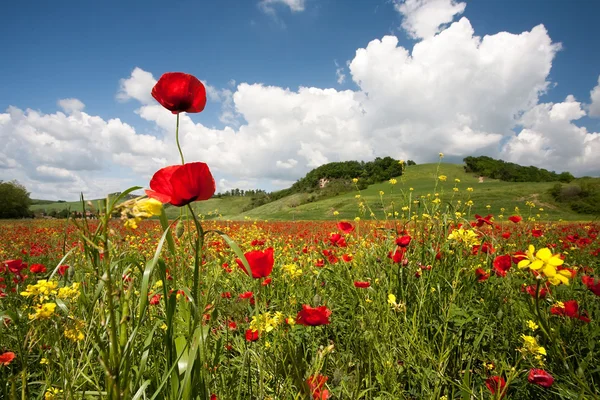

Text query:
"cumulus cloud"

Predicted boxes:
[[503, 96, 600, 176], [117, 67, 156, 104], [58, 98, 85, 114], [3, 4, 600, 200], [590, 75, 600, 118], [394, 0, 466, 39]]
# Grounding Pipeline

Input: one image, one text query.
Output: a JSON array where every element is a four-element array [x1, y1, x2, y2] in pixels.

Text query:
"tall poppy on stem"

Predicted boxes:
[[152, 72, 207, 164], [146, 162, 216, 207]]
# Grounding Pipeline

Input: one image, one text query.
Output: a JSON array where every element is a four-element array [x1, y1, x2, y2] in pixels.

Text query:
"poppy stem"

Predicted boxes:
[[175, 113, 185, 164]]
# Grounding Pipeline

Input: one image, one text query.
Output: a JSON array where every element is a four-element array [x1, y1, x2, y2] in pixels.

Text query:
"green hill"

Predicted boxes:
[[229, 163, 598, 221], [30, 163, 599, 221]]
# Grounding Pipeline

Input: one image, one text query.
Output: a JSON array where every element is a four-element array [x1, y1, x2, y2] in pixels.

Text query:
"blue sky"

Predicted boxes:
[[1, 0, 599, 199]]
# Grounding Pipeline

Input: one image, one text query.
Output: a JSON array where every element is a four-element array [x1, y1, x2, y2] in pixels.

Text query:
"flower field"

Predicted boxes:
[[1, 213, 599, 399], [1, 72, 599, 400]]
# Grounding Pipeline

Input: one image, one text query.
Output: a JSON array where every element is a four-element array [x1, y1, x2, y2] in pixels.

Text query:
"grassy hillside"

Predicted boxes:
[[164, 196, 253, 219], [30, 163, 599, 221], [230, 163, 598, 221]]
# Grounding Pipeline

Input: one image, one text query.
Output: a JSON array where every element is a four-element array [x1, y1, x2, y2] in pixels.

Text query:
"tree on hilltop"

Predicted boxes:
[[0, 180, 32, 219]]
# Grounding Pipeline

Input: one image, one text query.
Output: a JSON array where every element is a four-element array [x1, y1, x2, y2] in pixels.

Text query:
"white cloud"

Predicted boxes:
[[276, 158, 298, 169], [259, 0, 305, 14], [590, 75, 600, 118], [3, 7, 600, 201], [503, 96, 600, 176], [58, 98, 85, 114], [117, 67, 156, 104], [334, 60, 346, 84], [394, 0, 466, 39]]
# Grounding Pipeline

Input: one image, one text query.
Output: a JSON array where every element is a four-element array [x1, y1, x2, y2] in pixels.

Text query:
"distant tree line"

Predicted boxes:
[[463, 156, 574, 183], [215, 189, 268, 198]]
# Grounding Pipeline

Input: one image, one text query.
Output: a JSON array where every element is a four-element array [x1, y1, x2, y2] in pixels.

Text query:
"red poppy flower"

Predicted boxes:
[[235, 247, 274, 279], [531, 229, 543, 237], [485, 376, 506, 397], [527, 369, 554, 388], [251, 239, 265, 247], [245, 329, 259, 342], [238, 291, 254, 300], [472, 242, 495, 255], [508, 215, 522, 223], [4, 259, 26, 275], [149, 294, 161, 305], [582, 276, 600, 296], [354, 281, 370, 288], [388, 248, 405, 264], [29, 264, 47, 274], [296, 305, 331, 326], [342, 254, 353, 263], [395, 235, 412, 248], [0, 351, 15, 366], [337, 221, 354, 233], [501, 232, 511, 239], [474, 214, 493, 227], [522, 284, 549, 298], [550, 300, 590, 322], [146, 162, 215, 207], [327, 233, 347, 247], [57, 265, 70, 276], [151, 72, 207, 114], [261, 277, 272, 286], [475, 268, 490, 282], [492, 255, 512, 277], [306, 374, 330, 399]]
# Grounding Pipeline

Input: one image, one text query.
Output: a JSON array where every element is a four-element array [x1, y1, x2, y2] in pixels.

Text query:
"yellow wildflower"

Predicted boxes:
[[438, 175, 447, 182], [29, 303, 57, 320], [518, 245, 569, 285]]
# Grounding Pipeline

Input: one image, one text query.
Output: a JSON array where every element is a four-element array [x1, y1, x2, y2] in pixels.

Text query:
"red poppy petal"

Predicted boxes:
[[170, 162, 215, 206], [149, 165, 181, 201], [145, 189, 172, 204]]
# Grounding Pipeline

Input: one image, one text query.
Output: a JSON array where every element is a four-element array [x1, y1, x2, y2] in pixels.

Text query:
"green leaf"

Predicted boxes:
[[209, 230, 251, 276], [138, 225, 171, 325]]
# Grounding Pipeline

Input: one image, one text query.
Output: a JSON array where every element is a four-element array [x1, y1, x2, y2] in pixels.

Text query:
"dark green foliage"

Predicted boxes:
[[0, 180, 32, 219], [463, 156, 569, 182], [245, 157, 404, 210], [549, 179, 600, 215], [291, 156, 403, 192]]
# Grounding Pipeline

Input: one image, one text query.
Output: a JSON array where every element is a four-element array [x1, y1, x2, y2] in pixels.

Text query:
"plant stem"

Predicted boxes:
[[175, 113, 185, 164]]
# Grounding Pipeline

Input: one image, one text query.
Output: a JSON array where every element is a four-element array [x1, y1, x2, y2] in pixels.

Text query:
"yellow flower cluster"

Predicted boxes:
[[64, 319, 85, 342], [29, 303, 57, 320], [518, 245, 570, 285], [520, 334, 546, 365], [21, 280, 58, 301], [58, 282, 81, 300], [45, 387, 63, 400], [121, 198, 163, 229], [447, 228, 480, 247], [249, 311, 285, 334], [387, 294, 406, 312], [282, 264, 303, 279]]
